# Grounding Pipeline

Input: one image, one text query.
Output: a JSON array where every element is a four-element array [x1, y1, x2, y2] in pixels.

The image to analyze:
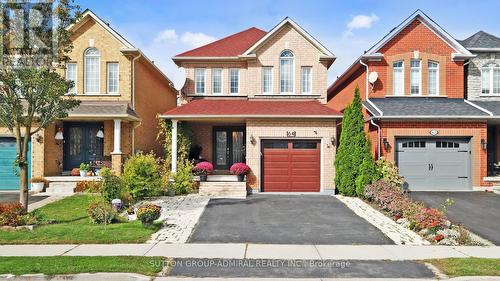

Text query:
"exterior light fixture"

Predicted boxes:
[[250, 135, 256, 145], [54, 127, 64, 145], [383, 138, 390, 150], [481, 139, 487, 150], [96, 127, 104, 139], [331, 136, 336, 145]]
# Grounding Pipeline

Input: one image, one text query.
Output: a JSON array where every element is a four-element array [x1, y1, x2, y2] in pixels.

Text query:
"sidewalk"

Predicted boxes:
[[1, 244, 499, 260]]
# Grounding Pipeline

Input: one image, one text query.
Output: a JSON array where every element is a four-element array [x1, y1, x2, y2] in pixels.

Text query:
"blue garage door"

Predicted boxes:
[[0, 137, 31, 190]]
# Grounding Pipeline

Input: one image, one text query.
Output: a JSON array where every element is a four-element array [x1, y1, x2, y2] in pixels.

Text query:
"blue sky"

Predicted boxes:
[[80, 0, 500, 85]]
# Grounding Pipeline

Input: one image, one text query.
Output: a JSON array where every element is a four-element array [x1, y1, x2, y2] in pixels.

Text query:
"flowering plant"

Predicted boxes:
[[415, 207, 446, 230], [230, 163, 251, 175], [194, 161, 213, 175]]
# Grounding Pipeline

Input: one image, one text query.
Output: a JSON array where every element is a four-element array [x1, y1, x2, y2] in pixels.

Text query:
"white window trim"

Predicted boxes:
[[428, 61, 439, 96], [212, 68, 223, 95], [262, 67, 273, 94], [195, 68, 206, 94], [229, 68, 240, 95], [107, 62, 119, 94], [66, 62, 77, 94], [393, 60, 404, 96], [84, 48, 100, 94], [280, 50, 295, 94], [410, 60, 422, 95], [301, 66, 313, 94], [482, 64, 500, 95]]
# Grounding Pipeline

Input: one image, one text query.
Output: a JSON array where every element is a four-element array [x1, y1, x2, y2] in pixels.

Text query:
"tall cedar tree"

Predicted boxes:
[[334, 86, 377, 196], [0, 1, 81, 211]]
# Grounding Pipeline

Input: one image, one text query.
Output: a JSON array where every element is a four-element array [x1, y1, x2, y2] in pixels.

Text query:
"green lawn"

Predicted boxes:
[[0, 256, 165, 276], [0, 195, 161, 244], [426, 258, 500, 277]]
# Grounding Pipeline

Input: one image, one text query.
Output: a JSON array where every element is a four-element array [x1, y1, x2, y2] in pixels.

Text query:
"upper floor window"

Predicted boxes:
[[410, 60, 421, 95], [280, 50, 294, 94], [393, 61, 404, 96], [482, 63, 500, 95], [262, 67, 272, 94], [301, 67, 312, 94], [84, 48, 100, 94], [195, 68, 205, 94], [107, 63, 119, 94], [428, 61, 439, 96], [66, 62, 77, 94], [229, 68, 239, 94], [212, 68, 223, 94]]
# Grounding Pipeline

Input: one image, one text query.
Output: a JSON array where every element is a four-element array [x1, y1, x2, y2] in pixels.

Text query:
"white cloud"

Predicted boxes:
[[180, 32, 217, 48], [344, 14, 379, 37], [154, 29, 178, 43]]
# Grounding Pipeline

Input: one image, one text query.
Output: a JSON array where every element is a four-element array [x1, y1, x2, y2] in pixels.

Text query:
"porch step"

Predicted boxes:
[[46, 181, 76, 195], [199, 181, 247, 199]]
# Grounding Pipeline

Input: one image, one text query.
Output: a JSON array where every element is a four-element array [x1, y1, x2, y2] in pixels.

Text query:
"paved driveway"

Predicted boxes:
[[410, 191, 500, 245], [0, 192, 48, 204], [189, 194, 393, 245]]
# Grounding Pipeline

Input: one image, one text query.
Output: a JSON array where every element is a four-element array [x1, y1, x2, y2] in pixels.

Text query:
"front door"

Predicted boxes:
[[213, 127, 245, 170], [63, 122, 104, 171]]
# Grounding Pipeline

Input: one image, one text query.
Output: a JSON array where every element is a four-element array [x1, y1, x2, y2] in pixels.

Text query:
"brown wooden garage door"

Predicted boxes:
[[262, 140, 321, 192]]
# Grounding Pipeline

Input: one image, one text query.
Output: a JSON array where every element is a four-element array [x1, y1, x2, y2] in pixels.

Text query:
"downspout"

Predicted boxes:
[[131, 53, 142, 154], [360, 59, 382, 160]]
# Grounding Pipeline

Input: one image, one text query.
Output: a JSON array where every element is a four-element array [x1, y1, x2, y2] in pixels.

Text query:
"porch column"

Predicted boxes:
[[112, 119, 122, 154], [171, 120, 178, 173]]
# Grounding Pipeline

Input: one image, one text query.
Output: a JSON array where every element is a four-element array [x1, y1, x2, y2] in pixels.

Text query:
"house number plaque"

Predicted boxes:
[[286, 131, 297, 137]]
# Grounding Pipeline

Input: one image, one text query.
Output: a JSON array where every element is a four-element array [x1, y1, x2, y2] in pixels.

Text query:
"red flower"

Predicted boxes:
[[230, 163, 251, 175], [434, 234, 445, 241]]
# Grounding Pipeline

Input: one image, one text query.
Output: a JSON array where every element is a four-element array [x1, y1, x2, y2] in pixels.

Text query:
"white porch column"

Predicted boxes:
[[112, 118, 122, 154], [171, 120, 178, 173]]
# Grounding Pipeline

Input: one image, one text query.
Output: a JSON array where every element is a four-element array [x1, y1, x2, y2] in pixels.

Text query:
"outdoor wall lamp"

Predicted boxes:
[[250, 135, 256, 145], [54, 126, 64, 145], [383, 138, 390, 150], [35, 133, 43, 144], [330, 136, 336, 145], [481, 139, 488, 150], [96, 127, 104, 139]]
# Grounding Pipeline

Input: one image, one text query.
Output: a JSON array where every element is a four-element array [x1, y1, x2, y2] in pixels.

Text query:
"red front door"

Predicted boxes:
[[262, 140, 321, 192]]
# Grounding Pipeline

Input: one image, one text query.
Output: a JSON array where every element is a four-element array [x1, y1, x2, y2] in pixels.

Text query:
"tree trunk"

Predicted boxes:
[[19, 162, 29, 211]]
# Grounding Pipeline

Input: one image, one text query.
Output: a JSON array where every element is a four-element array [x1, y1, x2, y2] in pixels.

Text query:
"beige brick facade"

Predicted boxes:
[[246, 119, 337, 192]]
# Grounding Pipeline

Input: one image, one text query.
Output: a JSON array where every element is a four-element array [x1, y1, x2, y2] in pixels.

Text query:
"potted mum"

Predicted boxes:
[[230, 162, 250, 182], [136, 204, 161, 227], [79, 163, 91, 177], [30, 177, 46, 192], [194, 161, 213, 182]]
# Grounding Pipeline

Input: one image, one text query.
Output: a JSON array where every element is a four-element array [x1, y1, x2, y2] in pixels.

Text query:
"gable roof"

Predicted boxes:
[[68, 9, 175, 90], [459, 31, 500, 51], [173, 17, 335, 63], [365, 9, 473, 58], [328, 9, 474, 97], [242, 17, 335, 59], [175, 27, 267, 58]]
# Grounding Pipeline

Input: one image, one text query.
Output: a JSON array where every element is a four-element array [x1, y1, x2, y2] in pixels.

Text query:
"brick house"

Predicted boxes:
[[0, 10, 177, 190], [327, 10, 492, 191], [161, 18, 341, 194]]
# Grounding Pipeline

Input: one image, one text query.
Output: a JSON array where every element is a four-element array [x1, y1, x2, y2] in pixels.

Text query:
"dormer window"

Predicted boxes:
[[84, 47, 100, 94], [280, 50, 294, 94], [393, 61, 404, 96], [482, 63, 500, 95]]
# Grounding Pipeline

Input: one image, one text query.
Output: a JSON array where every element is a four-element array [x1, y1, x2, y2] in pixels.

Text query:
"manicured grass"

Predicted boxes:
[[0, 256, 165, 276], [0, 195, 161, 244], [426, 258, 500, 277]]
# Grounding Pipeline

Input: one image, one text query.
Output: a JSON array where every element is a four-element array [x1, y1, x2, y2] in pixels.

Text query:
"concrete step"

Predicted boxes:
[[199, 181, 247, 199], [46, 181, 76, 195]]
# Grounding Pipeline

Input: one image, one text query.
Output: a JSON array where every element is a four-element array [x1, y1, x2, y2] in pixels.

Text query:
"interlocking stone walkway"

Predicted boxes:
[[146, 194, 209, 243], [335, 195, 430, 246]]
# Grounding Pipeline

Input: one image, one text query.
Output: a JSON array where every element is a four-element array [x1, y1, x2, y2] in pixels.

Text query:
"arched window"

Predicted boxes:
[[482, 63, 500, 95], [84, 48, 100, 94], [280, 50, 294, 93]]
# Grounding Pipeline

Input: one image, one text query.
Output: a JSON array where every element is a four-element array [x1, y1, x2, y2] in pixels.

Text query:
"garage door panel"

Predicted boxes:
[[0, 138, 31, 190], [397, 138, 471, 191], [263, 140, 320, 192]]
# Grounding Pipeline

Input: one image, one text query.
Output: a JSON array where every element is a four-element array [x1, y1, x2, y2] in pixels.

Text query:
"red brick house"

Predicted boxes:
[[161, 18, 341, 195], [327, 10, 491, 191]]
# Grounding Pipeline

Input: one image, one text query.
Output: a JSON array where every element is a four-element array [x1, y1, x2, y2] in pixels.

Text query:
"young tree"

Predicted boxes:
[[0, 1, 80, 211], [334, 86, 377, 196]]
